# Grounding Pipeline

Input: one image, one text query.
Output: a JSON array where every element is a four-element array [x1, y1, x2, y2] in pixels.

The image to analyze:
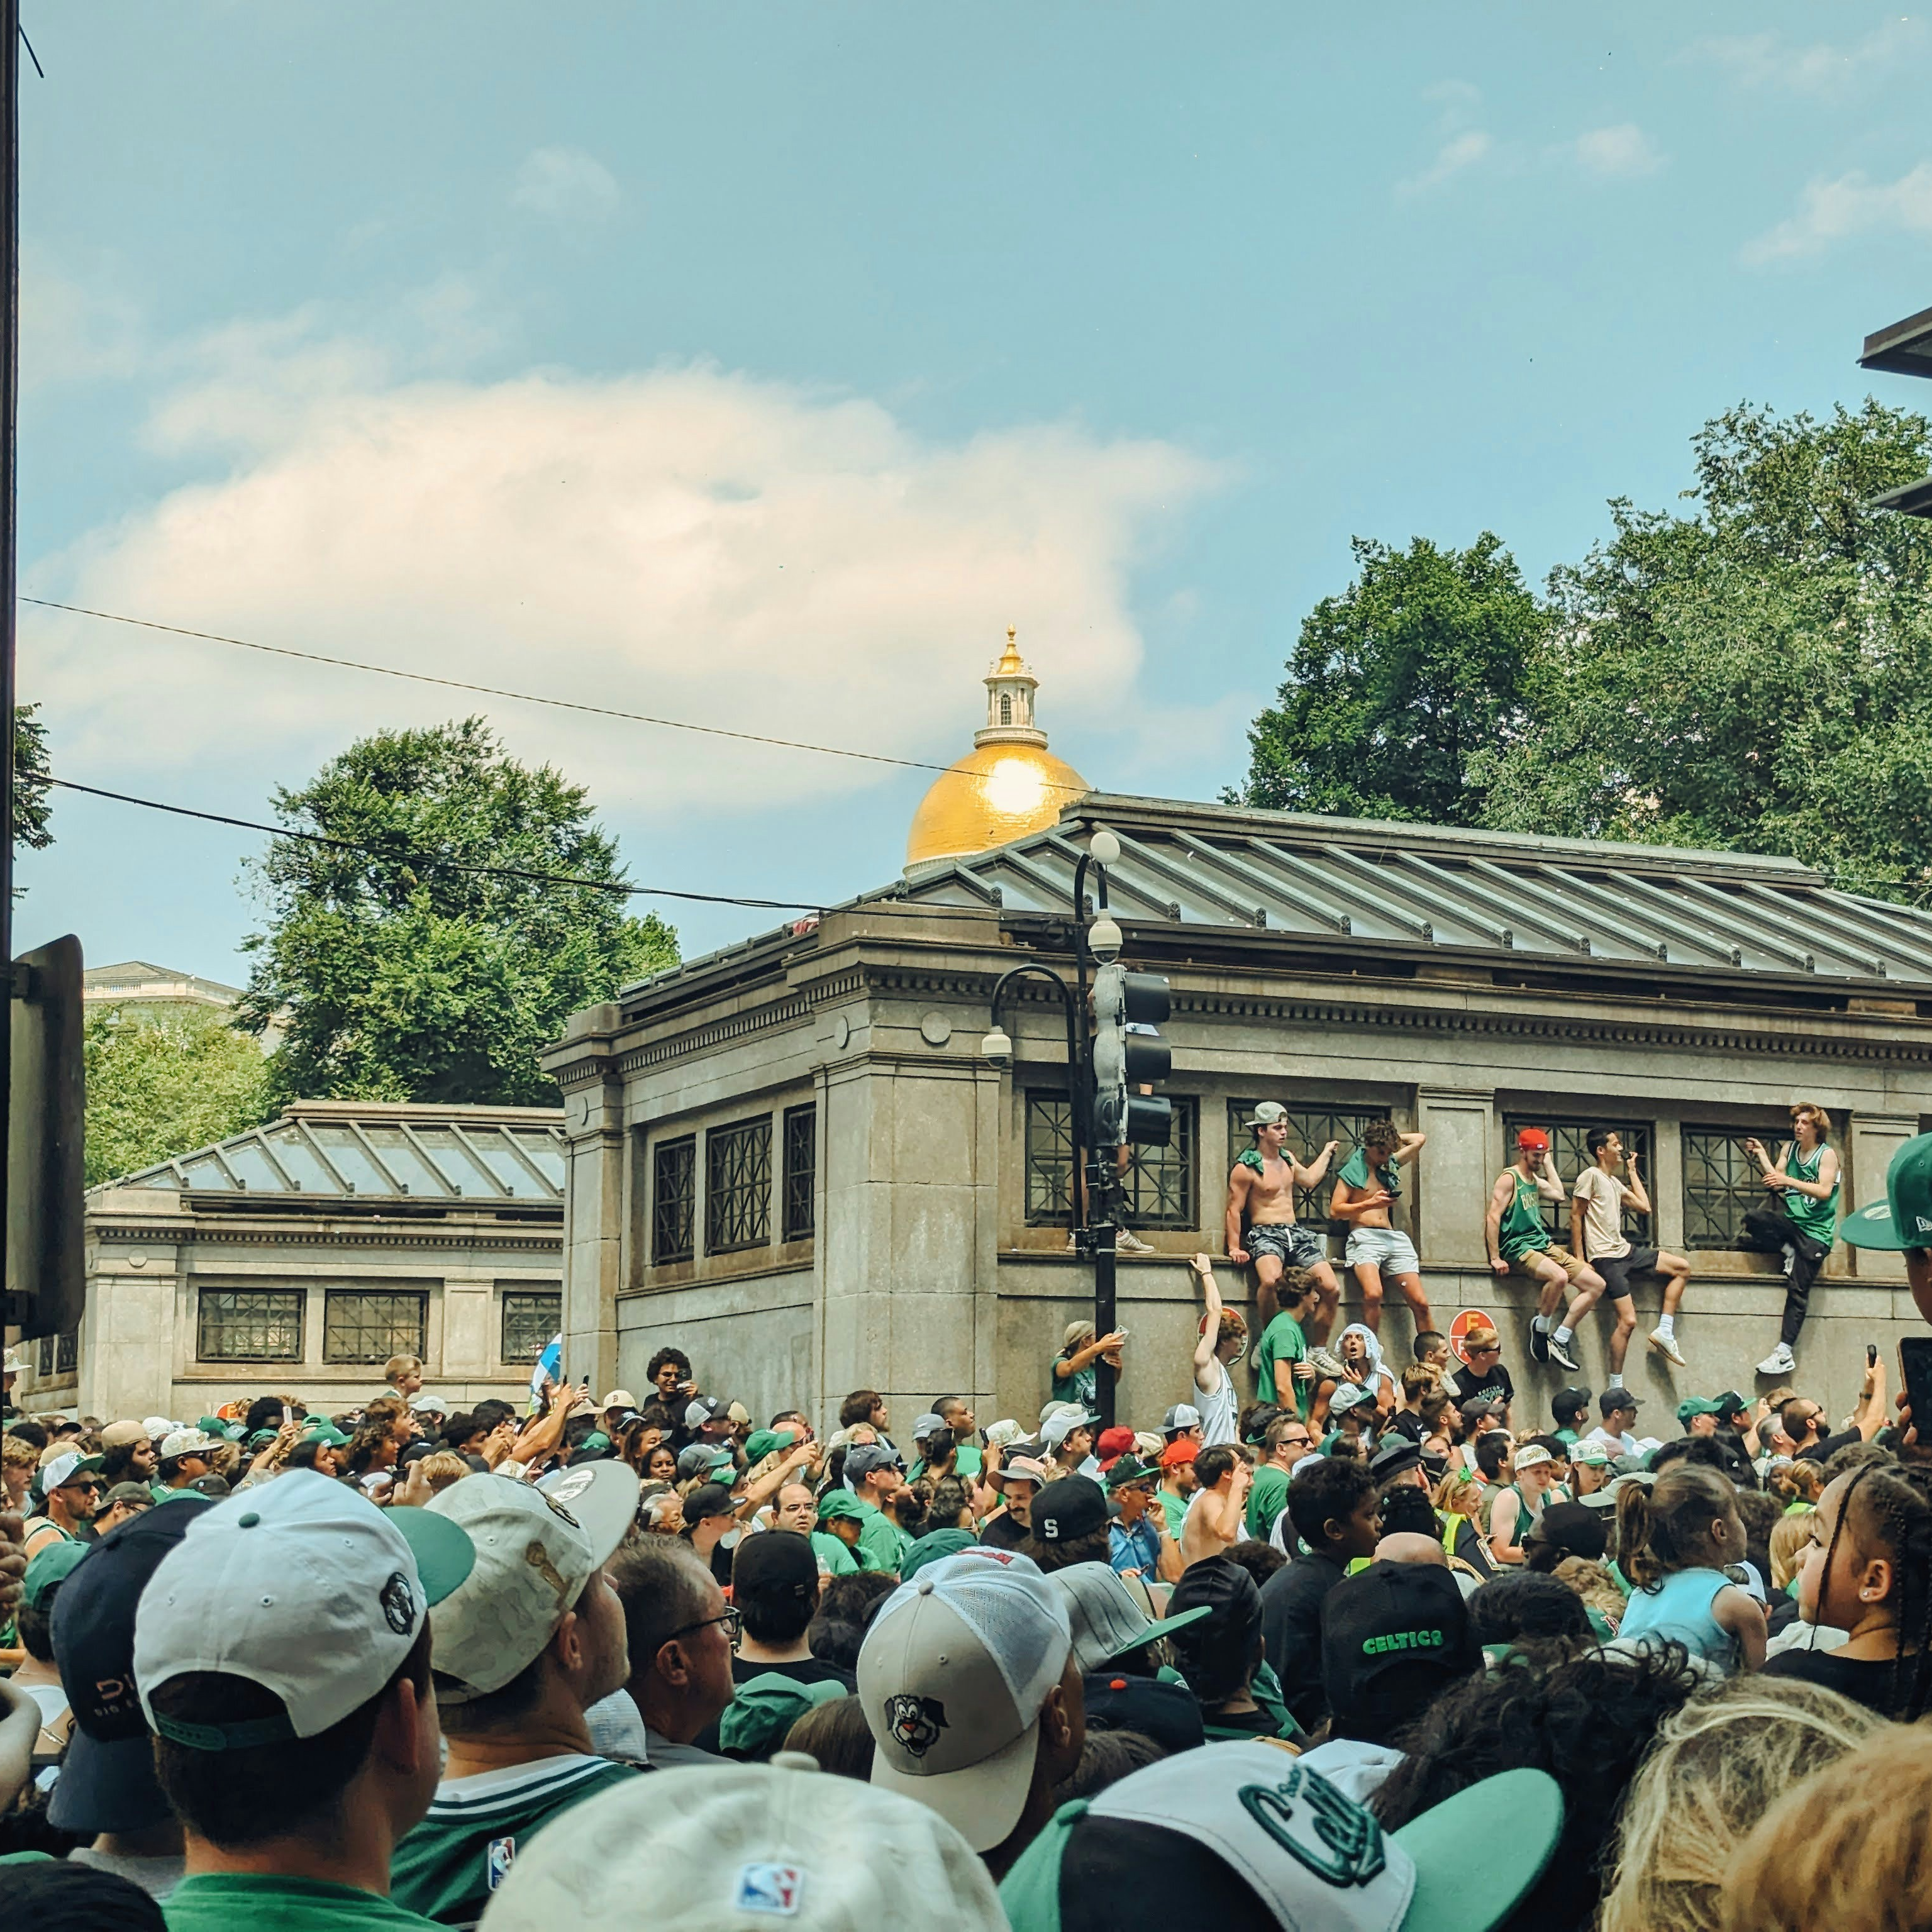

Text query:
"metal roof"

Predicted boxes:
[[887, 793, 1932, 987], [108, 1099, 567, 1201]]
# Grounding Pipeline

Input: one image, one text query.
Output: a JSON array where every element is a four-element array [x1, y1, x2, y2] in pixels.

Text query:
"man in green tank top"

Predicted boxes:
[[1743, 1102, 1841, 1377], [1484, 1128, 1606, 1376]]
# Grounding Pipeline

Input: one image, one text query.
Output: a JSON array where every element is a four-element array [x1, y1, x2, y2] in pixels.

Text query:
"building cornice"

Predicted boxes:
[[92, 1221, 561, 1255]]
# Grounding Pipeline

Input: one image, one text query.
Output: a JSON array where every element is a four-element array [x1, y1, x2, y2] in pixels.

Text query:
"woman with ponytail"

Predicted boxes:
[[1764, 1459, 1932, 1718], [1615, 1465, 1766, 1672]]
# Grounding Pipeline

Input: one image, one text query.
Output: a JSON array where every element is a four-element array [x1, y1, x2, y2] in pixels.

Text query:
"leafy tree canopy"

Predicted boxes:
[[235, 719, 678, 1107], [1231, 401, 1932, 903], [14, 701, 50, 856], [84, 1005, 271, 1186]]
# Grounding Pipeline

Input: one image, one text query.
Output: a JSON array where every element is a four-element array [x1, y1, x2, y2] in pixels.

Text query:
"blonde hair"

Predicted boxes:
[[1463, 1323, 1500, 1352], [1719, 1723, 1932, 1932], [414, 1450, 471, 1495], [1605, 1677, 1892, 1932], [1768, 1460, 1824, 1507], [382, 1353, 423, 1385], [1553, 1555, 1624, 1633], [1432, 1466, 1477, 1512], [1769, 1511, 1816, 1592], [1, 1433, 37, 1472]]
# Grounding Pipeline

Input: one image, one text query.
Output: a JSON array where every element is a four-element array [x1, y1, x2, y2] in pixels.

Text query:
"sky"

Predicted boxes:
[[13, 3, 1932, 977]]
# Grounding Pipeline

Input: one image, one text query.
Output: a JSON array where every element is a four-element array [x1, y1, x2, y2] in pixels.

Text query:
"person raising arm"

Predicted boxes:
[[1187, 1255, 1248, 1448]]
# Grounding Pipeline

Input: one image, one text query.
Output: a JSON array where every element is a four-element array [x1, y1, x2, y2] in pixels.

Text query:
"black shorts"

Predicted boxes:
[[1593, 1247, 1661, 1301]]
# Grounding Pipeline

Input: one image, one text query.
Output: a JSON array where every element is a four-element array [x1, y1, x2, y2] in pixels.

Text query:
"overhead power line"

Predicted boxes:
[[24, 596, 1089, 796], [43, 776, 822, 913]]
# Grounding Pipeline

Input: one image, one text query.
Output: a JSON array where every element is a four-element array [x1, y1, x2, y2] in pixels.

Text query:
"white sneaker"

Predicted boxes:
[[1546, 1334, 1581, 1372], [1648, 1328, 1687, 1368], [1116, 1231, 1155, 1255], [1757, 1343, 1797, 1377]]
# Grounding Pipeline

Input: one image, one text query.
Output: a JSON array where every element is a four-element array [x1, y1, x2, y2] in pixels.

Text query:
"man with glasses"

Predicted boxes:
[[606, 1537, 739, 1770], [1445, 1323, 1514, 1430], [21, 1450, 104, 1560], [1104, 1455, 1180, 1582], [1246, 1414, 1313, 1546]]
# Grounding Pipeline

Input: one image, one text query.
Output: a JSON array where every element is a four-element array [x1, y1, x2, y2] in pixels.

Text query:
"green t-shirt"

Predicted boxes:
[[1246, 1463, 1289, 1541], [1338, 1147, 1400, 1199], [1497, 1171, 1552, 1260], [855, 1501, 913, 1576], [908, 1445, 984, 1484], [1782, 1144, 1840, 1245], [166, 1874, 445, 1932], [1051, 1358, 1097, 1409], [390, 1755, 638, 1924], [811, 1528, 859, 1575], [1249, 1312, 1310, 1417], [1158, 1487, 1189, 1541]]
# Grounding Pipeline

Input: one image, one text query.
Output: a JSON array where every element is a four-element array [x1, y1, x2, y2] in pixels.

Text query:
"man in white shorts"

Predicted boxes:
[[1224, 1101, 1342, 1343], [1328, 1119, 1431, 1336], [1571, 1127, 1693, 1372]]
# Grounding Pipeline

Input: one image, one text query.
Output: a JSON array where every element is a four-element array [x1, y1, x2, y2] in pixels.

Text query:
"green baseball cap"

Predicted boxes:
[[1841, 1132, 1932, 1252], [743, 1428, 799, 1465], [901, 1527, 978, 1577], [1676, 1397, 1723, 1426], [718, 1672, 846, 1760], [23, 1538, 90, 1609], [303, 1421, 352, 1448], [816, 1490, 867, 1523], [197, 1416, 243, 1443]]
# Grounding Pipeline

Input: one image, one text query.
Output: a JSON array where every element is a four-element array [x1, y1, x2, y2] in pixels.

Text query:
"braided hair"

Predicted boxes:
[[1838, 1462, 1932, 1720]]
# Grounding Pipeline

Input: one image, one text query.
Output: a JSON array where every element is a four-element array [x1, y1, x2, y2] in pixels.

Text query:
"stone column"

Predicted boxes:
[[556, 1009, 626, 1401], [1415, 1086, 1496, 1264], [1848, 1113, 1921, 1282], [80, 1192, 184, 1422], [440, 1272, 496, 1384]]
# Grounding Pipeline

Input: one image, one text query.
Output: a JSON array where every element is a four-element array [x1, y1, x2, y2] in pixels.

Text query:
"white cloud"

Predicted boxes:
[[1687, 20, 1928, 99], [1397, 130, 1492, 197], [511, 147, 621, 224], [1570, 124, 1664, 180], [22, 333, 1223, 815], [1741, 161, 1932, 264]]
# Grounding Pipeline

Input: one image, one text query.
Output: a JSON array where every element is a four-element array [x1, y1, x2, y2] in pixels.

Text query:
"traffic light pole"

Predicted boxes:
[[1070, 849, 1118, 1431], [0, 0, 19, 1306]]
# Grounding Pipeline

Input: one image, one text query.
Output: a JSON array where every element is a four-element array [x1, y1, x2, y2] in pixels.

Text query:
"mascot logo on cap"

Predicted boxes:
[[379, 1571, 416, 1636], [884, 1693, 948, 1758], [1241, 1767, 1387, 1889]]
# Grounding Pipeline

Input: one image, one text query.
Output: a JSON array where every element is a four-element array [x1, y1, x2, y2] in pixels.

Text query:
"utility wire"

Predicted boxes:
[[43, 776, 823, 912], [23, 596, 1091, 796]]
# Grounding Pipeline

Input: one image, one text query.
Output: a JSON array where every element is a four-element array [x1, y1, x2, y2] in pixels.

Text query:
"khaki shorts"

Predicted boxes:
[[1510, 1242, 1588, 1285]]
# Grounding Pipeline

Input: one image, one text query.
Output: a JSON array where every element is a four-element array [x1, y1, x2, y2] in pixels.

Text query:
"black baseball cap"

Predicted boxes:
[[1599, 1387, 1640, 1415], [1530, 1501, 1609, 1563], [1102, 1455, 1157, 1492], [1082, 1671, 1206, 1758], [47, 1494, 213, 1833], [1552, 1385, 1592, 1420], [1321, 1560, 1479, 1746], [731, 1526, 818, 1606], [1458, 1396, 1502, 1428], [683, 1481, 738, 1523], [844, 1442, 903, 1484], [1714, 1391, 1748, 1419], [1163, 1555, 1262, 1702], [1033, 1475, 1109, 1545], [1370, 1439, 1424, 1487]]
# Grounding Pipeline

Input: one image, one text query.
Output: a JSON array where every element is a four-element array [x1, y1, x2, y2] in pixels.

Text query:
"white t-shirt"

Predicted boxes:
[[1579, 1424, 1638, 1460], [1196, 1355, 1239, 1448], [1572, 1167, 1633, 1262]]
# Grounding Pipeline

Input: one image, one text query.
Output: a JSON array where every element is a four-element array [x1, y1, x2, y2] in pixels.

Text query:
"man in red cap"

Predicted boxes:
[[1485, 1128, 1605, 1374], [1093, 1426, 1136, 1474]]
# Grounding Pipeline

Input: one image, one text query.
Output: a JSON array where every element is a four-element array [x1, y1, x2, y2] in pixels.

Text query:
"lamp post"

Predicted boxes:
[[980, 828, 1130, 1430]]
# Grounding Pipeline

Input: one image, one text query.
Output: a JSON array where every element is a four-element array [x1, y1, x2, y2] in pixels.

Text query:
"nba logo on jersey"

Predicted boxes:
[[734, 1862, 803, 1914], [487, 1836, 516, 1890]]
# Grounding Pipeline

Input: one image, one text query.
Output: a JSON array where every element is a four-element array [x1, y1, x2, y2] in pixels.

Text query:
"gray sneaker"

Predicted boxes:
[[1546, 1334, 1581, 1373]]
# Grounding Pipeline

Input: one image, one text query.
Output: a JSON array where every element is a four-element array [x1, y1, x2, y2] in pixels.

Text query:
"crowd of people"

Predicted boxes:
[[1, 1117, 1930, 1931]]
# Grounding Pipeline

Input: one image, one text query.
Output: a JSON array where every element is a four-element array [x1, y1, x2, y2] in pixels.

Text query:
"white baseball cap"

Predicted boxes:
[[142, 1416, 176, 1440], [998, 1743, 1563, 1932], [1049, 1562, 1213, 1672], [1040, 1407, 1097, 1450], [427, 1462, 636, 1700], [132, 1470, 474, 1745], [599, 1388, 638, 1413], [984, 1418, 1026, 1452], [40, 1450, 97, 1493], [1162, 1404, 1202, 1433], [1512, 1444, 1554, 1472], [858, 1550, 1074, 1852], [158, 1428, 225, 1462], [408, 1392, 448, 1414], [478, 1758, 1008, 1931]]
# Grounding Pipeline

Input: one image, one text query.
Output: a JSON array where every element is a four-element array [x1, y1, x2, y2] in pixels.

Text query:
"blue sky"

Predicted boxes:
[[14, 3, 1932, 977]]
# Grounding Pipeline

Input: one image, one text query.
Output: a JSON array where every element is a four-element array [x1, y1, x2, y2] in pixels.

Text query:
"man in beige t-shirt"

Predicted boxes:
[[1571, 1128, 1694, 1373]]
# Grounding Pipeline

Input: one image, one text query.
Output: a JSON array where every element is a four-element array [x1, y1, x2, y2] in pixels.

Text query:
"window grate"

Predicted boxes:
[[1682, 1126, 1782, 1251], [323, 1291, 426, 1365], [55, 1331, 77, 1375], [782, 1104, 816, 1242], [706, 1116, 772, 1254], [652, 1136, 696, 1264], [198, 1289, 304, 1363], [1026, 1094, 1198, 1230], [1228, 1100, 1390, 1230], [501, 1291, 562, 1365], [1501, 1115, 1654, 1245]]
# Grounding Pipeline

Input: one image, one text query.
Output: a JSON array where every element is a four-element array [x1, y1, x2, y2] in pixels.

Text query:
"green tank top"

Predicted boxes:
[[1497, 1483, 1534, 1550], [1783, 1143, 1840, 1244], [1497, 1171, 1550, 1260]]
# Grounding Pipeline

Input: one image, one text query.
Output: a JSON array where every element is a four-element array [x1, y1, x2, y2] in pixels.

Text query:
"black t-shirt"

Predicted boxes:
[[1386, 1411, 1426, 1444], [979, 1510, 1030, 1550], [1763, 1643, 1923, 1718], [1797, 1429, 1862, 1465], [1446, 1362, 1515, 1410]]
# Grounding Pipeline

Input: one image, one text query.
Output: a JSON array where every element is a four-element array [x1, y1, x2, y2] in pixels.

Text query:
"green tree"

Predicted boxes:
[[84, 1005, 272, 1185], [235, 719, 677, 1106], [1475, 401, 1932, 900], [14, 701, 50, 855], [1229, 533, 1550, 825]]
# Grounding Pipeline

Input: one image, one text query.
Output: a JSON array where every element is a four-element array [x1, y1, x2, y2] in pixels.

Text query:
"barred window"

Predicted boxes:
[[1228, 1100, 1389, 1229], [652, 1136, 696, 1265], [706, 1116, 772, 1254], [198, 1289, 304, 1363], [1501, 1116, 1654, 1245], [782, 1104, 816, 1242], [55, 1331, 77, 1374], [501, 1291, 562, 1365], [1683, 1126, 1781, 1250], [36, 1334, 52, 1375], [1025, 1094, 1198, 1230], [323, 1291, 426, 1365]]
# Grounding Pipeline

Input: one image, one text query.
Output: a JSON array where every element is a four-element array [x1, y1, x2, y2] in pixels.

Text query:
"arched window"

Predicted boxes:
[[999, 693, 1013, 725]]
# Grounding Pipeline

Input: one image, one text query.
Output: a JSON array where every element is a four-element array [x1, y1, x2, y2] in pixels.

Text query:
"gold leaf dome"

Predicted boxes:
[[906, 628, 1090, 875]]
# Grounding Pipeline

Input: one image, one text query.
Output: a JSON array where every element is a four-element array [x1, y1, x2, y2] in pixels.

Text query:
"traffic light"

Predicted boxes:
[[1091, 963, 1172, 1148]]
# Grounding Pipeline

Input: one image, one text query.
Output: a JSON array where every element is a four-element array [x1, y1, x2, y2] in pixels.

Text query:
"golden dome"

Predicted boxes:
[[906, 627, 1090, 873]]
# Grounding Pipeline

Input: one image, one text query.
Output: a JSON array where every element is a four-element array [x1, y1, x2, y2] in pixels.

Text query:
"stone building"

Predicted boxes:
[[543, 643, 1932, 1436], [10, 1100, 564, 1421]]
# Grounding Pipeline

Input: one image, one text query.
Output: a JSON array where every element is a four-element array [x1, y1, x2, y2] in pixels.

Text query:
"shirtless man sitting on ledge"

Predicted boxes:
[[1225, 1101, 1341, 1343]]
